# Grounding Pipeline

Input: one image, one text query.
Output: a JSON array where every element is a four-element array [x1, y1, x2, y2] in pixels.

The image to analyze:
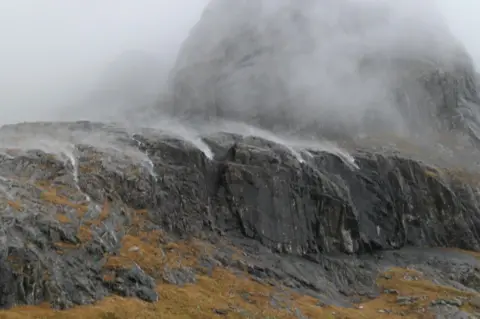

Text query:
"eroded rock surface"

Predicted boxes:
[[0, 121, 479, 318]]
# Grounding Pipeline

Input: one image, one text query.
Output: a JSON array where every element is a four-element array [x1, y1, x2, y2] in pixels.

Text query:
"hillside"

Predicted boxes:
[[2, 1, 480, 318], [0, 121, 478, 318]]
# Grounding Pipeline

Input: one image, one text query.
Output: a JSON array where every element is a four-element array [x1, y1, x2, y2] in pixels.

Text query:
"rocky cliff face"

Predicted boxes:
[[4, 1, 480, 318], [0, 121, 480, 318]]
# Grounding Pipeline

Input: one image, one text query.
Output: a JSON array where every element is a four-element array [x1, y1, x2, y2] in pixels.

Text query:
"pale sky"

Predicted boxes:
[[436, 0, 480, 66], [0, 0, 209, 123], [0, 0, 478, 125]]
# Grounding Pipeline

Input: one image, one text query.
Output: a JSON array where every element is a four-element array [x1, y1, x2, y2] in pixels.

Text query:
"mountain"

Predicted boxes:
[[3, 1, 480, 318], [0, 121, 478, 318], [169, 0, 480, 146]]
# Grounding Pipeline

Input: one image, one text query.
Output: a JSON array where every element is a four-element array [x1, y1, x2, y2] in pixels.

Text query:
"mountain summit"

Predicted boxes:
[[169, 0, 480, 146]]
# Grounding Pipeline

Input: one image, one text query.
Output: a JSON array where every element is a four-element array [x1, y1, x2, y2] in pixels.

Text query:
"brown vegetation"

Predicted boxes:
[[40, 187, 88, 215], [7, 200, 22, 211], [2, 181, 479, 318], [2, 236, 480, 319]]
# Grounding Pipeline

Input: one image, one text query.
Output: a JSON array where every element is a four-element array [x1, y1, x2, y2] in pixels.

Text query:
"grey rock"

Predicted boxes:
[[213, 308, 228, 315], [470, 296, 480, 309], [0, 120, 480, 311], [134, 286, 159, 303], [397, 295, 419, 305], [198, 255, 218, 276], [112, 266, 158, 302], [162, 267, 197, 286], [431, 298, 464, 307], [430, 304, 471, 319], [449, 298, 464, 307], [384, 289, 399, 295]]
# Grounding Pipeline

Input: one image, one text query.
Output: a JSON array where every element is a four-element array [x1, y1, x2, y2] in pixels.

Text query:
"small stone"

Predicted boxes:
[[213, 308, 228, 315], [431, 299, 447, 306], [416, 307, 426, 313], [128, 246, 140, 252], [403, 274, 419, 281], [384, 289, 399, 295], [367, 292, 380, 300], [447, 298, 463, 307], [451, 299, 460, 306], [377, 309, 386, 313], [397, 296, 418, 305], [470, 296, 480, 309]]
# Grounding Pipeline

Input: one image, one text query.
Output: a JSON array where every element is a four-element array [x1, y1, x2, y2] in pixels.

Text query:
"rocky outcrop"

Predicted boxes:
[[3, 2, 480, 318], [0, 121, 480, 317]]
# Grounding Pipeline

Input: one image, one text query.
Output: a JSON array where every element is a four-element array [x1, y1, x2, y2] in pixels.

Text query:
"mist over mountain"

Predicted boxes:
[[168, 0, 480, 148], [57, 50, 169, 123], [0, 0, 209, 125], [2, 2, 480, 318]]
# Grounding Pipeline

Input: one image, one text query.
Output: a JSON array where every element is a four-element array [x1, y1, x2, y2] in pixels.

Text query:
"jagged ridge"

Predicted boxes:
[[0, 122, 479, 318]]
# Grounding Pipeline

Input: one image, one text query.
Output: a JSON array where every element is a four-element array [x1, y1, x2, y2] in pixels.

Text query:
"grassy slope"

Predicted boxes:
[[2, 229, 480, 319], [1, 174, 480, 318]]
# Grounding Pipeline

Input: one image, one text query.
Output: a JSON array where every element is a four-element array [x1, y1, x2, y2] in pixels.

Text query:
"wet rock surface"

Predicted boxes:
[[0, 121, 479, 318]]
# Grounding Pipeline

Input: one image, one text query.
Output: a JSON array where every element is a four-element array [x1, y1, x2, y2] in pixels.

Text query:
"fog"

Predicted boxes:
[[0, 0, 479, 131], [437, 0, 480, 68], [0, 0, 209, 124], [168, 0, 480, 145]]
